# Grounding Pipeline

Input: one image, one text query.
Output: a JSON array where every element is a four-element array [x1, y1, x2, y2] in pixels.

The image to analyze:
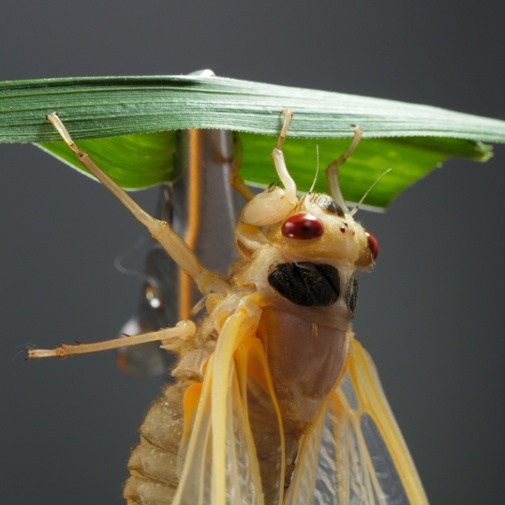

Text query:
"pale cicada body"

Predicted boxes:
[[32, 112, 429, 505]]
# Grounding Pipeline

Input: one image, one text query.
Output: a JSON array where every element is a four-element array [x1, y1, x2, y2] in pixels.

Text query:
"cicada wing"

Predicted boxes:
[[172, 365, 262, 505], [283, 395, 331, 505], [285, 339, 428, 505], [172, 302, 285, 505]]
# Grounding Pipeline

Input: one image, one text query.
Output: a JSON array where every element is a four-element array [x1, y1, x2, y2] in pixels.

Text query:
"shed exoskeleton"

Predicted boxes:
[[30, 111, 428, 505]]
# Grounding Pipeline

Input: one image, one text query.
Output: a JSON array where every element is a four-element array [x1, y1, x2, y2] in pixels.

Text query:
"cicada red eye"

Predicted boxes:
[[366, 231, 379, 260], [281, 213, 324, 240]]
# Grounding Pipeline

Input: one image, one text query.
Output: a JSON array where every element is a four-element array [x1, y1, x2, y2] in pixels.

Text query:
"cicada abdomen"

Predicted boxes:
[[33, 112, 428, 505], [124, 382, 185, 503]]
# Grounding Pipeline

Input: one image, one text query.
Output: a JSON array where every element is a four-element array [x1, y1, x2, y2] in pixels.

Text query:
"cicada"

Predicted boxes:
[[30, 111, 429, 505]]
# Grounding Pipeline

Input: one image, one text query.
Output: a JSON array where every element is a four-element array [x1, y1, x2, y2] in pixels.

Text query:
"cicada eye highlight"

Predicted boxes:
[[281, 213, 324, 240], [366, 231, 379, 260]]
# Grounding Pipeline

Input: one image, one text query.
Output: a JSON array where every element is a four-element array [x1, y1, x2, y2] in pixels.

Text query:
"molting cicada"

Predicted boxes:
[[29, 111, 429, 505]]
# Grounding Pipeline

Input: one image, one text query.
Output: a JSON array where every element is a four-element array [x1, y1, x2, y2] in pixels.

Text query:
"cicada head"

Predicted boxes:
[[236, 126, 379, 272], [235, 184, 379, 330], [264, 192, 378, 271]]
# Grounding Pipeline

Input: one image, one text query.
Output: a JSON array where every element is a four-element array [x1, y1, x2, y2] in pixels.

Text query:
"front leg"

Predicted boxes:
[[239, 109, 299, 227], [47, 113, 228, 297], [229, 133, 256, 202]]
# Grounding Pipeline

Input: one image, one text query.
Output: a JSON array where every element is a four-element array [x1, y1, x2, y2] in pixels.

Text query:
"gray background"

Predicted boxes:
[[1, 1, 504, 504]]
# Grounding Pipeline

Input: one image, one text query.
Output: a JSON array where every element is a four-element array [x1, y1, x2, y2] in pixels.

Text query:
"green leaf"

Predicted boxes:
[[38, 132, 178, 189], [239, 134, 455, 208], [1, 74, 504, 208]]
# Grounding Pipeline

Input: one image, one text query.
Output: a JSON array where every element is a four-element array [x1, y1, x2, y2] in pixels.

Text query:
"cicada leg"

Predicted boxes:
[[230, 106, 293, 203], [325, 125, 363, 211], [237, 110, 299, 228], [46, 113, 228, 297], [229, 133, 256, 202], [27, 320, 196, 359], [270, 109, 296, 204]]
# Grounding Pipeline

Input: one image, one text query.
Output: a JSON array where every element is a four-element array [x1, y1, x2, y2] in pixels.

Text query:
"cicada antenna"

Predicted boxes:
[[308, 145, 320, 194], [349, 168, 392, 217]]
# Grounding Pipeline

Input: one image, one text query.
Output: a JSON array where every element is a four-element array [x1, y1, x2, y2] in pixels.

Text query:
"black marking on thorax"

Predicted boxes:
[[346, 276, 359, 316], [268, 262, 341, 307], [268, 262, 360, 317]]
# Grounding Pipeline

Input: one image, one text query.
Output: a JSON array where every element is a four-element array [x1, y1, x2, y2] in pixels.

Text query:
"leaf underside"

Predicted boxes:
[[1, 75, 504, 208]]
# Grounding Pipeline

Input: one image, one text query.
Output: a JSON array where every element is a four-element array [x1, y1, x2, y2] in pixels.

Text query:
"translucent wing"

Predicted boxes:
[[172, 299, 285, 505], [286, 339, 429, 505]]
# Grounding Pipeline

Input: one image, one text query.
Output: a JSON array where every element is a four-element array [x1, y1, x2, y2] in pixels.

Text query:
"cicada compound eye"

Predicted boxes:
[[281, 213, 324, 240], [366, 231, 379, 260]]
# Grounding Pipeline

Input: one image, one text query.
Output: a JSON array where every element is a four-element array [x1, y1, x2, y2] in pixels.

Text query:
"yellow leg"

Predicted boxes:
[[230, 109, 294, 202], [325, 125, 363, 212], [27, 321, 196, 359], [270, 109, 297, 205], [46, 113, 228, 296], [275, 109, 293, 150], [229, 133, 256, 202]]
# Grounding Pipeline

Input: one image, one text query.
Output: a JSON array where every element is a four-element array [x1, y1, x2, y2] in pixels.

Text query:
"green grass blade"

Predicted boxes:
[[38, 132, 178, 189], [1, 74, 504, 207]]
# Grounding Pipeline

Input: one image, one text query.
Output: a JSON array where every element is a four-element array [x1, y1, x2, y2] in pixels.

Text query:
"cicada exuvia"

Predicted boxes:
[[30, 111, 428, 505]]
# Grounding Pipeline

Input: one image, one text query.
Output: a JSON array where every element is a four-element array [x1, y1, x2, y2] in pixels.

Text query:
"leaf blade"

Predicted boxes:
[[2, 74, 504, 208], [1, 75, 504, 144]]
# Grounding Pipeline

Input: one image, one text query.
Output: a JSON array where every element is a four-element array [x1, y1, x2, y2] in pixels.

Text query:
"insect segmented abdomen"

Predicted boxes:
[[124, 383, 185, 504]]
